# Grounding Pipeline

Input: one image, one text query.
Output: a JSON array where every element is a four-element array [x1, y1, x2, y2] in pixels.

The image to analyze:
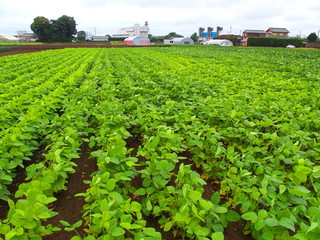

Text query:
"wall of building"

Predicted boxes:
[[113, 22, 149, 38]]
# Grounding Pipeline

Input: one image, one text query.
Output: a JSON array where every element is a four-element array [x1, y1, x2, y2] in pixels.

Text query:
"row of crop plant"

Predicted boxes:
[[1, 46, 320, 240]]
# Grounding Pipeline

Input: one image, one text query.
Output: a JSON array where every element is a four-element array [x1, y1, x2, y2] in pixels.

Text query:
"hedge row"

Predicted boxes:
[[248, 37, 304, 47]]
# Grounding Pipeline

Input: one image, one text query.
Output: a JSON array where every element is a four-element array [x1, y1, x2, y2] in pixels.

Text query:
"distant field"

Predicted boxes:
[[0, 46, 319, 240], [0, 41, 43, 45]]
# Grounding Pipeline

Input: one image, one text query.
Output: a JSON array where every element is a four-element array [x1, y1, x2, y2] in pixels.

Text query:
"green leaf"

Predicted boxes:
[[279, 217, 295, 231], [265, 218, 279, 227], [106, 179, 116, 191], [83, 235, 96, 240], [189, 190, 202, 202], [144, 227, 160, 237], [59, 220, 71, 227], [135, 188, 146, 195], [73, 220, 83, 228], [153, 206, 161, 214], [146, 200, 152, 211], [0, 224, 11, 234], [214, 206, 228, 214], [111, 227, 125, 236], [71, 236, 82, 240], [293, 233, 308, 240], [0, 175, 13, 182], [120, 222, 131, 230], [307, 222, 318, 234], [289, 186, 310, 197], [164, 221, 174, 231], [194, 227, 210, 236], [15, 227, 23, 236], [131, 201, 142, 212], [211, 232, 224, 240], [199, 199, 213, 211], [241, 212, 258, 221], [262, 231, 274, 240], [254, 219, 265, 231], [211, 192, 220, 204], [5, 229, 16, 240], [101, 172, 110, 182], [258, 209, 268, 219], [226, 210, 241, 222], [279, 185, 286, 194]]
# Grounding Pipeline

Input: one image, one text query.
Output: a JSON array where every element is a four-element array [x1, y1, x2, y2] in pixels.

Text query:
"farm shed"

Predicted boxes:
[[92, 36, 108, 42], [164, 37, 194, 44], [203, 39, 233, 46], [124, 35, 150, 46], [0, 35, 20, 42], [18, 33, 38, 42]]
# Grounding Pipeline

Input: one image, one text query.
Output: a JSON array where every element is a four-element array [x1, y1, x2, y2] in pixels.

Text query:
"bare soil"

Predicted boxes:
[[0, 44, 153, 57]]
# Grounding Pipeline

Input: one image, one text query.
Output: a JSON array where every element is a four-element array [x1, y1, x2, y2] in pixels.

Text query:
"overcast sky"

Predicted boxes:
[[1, 0, 319, 38]]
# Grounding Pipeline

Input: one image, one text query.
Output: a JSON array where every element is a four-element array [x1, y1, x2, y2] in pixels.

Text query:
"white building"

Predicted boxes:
[[92, 36, 108, 42], [164, 37, 194, 44], [0, 35, 20, 42], [18, 33, 38, 42], [202, 39, 233, 46], [113, 22, 149, 38]]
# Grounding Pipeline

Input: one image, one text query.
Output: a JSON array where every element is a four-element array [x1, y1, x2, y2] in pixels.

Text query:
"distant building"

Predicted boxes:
[[92, 36, 108, 42], [113, 22, 149, 38], [243, 30, 267, 38], [164, 37, 194, 44], [0, 35, 20, 42], [202, 39, 233, 46], [198, 26, 223, 41], [18, 32, 38, 42], [266, 28, 290, 38], [124, 35, 150, 46]]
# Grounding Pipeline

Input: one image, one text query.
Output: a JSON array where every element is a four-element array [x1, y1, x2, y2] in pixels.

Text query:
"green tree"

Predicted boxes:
[[190, 32, 198, 42], [77, 31, 87, 41], [30, 15, 77, 42], [30, 16, 51, 42], [50, 15, 77, 42], [164, 32, 183, 39], [307, 32, 318, 42]]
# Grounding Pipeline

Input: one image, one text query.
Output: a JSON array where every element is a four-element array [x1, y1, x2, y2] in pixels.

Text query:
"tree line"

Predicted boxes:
[[31, 15, 318, 44]]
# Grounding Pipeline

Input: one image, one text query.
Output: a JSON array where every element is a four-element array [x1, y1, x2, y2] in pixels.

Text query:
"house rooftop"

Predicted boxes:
[[19, 33, 38, 37], [267, 28, 290, 33], [243, 30, 266, 34]]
